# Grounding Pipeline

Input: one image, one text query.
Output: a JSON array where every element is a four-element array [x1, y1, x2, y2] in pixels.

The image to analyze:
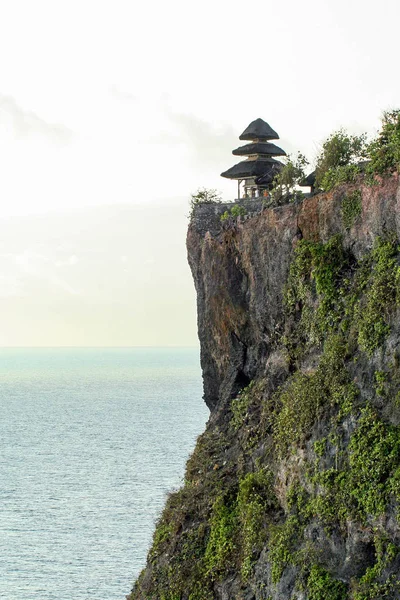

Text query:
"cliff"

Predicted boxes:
[[129, 174, 400, 600]]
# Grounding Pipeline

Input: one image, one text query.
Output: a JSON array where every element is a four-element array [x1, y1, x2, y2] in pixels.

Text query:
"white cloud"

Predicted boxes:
[[0, 94, 73, 143], [0, 274, 23, 298], [49, 276, 80, 296], [54, 255, 79, 267], [8, 249, 80, 295]]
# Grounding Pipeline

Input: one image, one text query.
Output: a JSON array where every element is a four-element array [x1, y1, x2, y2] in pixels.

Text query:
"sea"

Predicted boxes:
[[0, 347, 209, 600]]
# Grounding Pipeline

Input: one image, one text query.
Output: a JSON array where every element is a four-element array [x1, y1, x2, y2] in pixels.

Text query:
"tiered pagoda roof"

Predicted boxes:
[[221, 158, 281, 179], [232, 142, 286, 157], [220, 118, 286, 187], [239, 118, 279, 141]]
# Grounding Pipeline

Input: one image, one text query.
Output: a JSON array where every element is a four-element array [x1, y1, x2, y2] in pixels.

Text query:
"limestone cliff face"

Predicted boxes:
[[187, 176, 400, 414], [130, 175, 400, 600]]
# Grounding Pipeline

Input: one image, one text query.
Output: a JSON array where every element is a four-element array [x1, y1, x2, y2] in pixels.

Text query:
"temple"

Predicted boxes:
[[221, 118, 286, 199]]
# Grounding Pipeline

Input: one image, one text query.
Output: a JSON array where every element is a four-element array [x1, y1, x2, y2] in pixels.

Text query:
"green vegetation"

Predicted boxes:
[[311, 109, 400, 193], [341, 189, 362, 229], [367, 109, 400, 180], [309, 404, 400, 527], [377, 353, 400, 407], [355, 236, 400, 355], [306, 565, 348, 600], [205, 467, 277, 582], [150, 521, 174, 561], [353, 535, 400, 599], [374, 370, 387, 397], [272, 335, 358, 457], [268, 485, 347, 598], [276, 233, 400, 533], [189, 187, 221, 217], [230, 381, 254, 431], [269, 152, 309, 205], [269, 515, 301, 583], [285, 234, 400, 359], [230, 380, 268, 452], [205, 493, 237, 578], [220, 204, 247, 222], [267, 483, 311, 584], [315, 129, 367, 191], [284, 235, 351, 353], [348, 405, 400, 516], [313, 437, 327, 458], [237, 469, 276, 580]]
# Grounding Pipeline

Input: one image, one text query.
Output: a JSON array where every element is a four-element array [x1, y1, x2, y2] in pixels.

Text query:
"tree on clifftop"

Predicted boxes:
[[366, 109, 400, 178], [269, 152, 309, 205], [314, 129, 367, 191], [189, 188, 222, 217]]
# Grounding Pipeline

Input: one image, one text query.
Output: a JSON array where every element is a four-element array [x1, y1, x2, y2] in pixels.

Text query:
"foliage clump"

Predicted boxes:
[[313, 109, 400, 193], [355, 236, 400, 355], [306, 564, 348, 600], [353, 535, 400, 599], [273, 335, 357, 457], [284, 235, 351, 353], [189, 187, 221, 217], [220, 204, 247, 222], [237, 469, 276, 580], [348, 405, 400, 516], [366, 109, 400, 180], [205, 493, 237, 578], [268, 515, 301, 583], [310, 404, 400, 528], [230, 380, 256, 431], [341, 189, 362, 229], [285, 234, 400, 359], [315, 129, 367, 191], [268, 152, 309, 205], [204, 466, 277, 582]]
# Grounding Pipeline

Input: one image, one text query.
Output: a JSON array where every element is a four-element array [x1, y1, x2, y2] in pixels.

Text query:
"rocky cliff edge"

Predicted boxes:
[[130, 174, 400, 600]]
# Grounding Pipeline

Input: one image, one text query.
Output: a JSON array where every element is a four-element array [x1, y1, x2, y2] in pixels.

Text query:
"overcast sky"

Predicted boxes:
[[0, 0, 399, 346]]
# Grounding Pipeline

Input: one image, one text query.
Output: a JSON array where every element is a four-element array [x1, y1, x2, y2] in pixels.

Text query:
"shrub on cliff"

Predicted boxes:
[[189, 188, 222, 217], [269, 152, 309, 205], [315, 129, 367, 191], [366, 109, 400, 180], [220, 204, 247, 223]]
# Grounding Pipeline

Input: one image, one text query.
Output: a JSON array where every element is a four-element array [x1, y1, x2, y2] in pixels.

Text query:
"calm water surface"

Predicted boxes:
[[0, 348, 208, 600]]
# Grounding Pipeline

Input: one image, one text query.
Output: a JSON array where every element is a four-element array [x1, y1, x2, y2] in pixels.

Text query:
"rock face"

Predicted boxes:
[[129, 175, 400, 600]]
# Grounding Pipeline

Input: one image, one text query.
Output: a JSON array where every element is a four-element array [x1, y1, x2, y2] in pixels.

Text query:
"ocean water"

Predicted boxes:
[[0, 347, 208, 600]]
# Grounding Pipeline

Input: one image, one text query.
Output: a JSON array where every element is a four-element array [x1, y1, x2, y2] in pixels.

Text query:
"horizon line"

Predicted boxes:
[[0, 345, 200, 349]]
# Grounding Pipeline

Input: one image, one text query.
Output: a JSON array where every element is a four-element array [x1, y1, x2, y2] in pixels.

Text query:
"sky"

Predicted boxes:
[[0, 0, 399, 346]]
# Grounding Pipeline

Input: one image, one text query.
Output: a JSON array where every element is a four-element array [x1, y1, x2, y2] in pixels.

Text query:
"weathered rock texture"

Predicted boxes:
[[129, 174, 400, 600]]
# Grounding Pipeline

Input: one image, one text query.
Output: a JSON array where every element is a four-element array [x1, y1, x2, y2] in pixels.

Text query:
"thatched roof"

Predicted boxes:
[[255, 165, 282, 185], [239, 118, 279, 141], [221, 158, 282, 180], [232, 142, 286, 157], [300, 171, 316, 187]]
